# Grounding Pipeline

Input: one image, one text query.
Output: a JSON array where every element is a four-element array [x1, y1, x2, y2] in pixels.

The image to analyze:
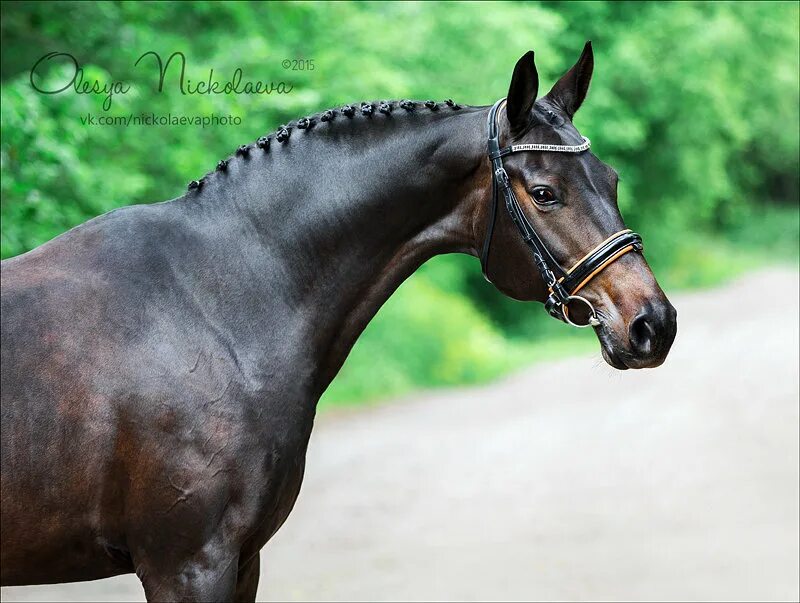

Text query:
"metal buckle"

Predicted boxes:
[[494, 167, 510, 188], [534, 254, 558, 288], [562, 295, 601, 328]]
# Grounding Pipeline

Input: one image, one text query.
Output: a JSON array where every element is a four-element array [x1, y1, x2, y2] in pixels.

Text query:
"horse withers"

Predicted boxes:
[[0, 43, 676, 600]]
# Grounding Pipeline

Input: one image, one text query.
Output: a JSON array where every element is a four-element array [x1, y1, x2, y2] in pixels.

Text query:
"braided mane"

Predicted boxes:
[[186, 99, 464, 191]]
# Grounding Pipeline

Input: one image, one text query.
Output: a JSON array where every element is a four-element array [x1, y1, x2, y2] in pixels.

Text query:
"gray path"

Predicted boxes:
[[3, 268, 799, 602]]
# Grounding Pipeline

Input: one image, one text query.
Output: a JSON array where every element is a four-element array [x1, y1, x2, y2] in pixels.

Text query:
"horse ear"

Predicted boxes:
[[545, 41, 594, 119], [506, 51, 539, 134]]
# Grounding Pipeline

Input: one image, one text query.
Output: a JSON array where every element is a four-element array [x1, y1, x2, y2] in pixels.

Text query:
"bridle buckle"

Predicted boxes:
[[494, 167, 510, 188]]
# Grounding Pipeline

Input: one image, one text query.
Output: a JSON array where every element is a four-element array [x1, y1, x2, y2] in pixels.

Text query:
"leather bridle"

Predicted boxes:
[[480, 98, 643, 328]]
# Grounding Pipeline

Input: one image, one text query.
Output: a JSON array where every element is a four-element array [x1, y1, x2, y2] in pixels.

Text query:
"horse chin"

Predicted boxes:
[[601, 345, 630, 370]]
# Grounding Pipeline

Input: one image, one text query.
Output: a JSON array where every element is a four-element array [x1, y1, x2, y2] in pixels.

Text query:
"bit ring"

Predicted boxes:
[[562, 295, 601, 328]]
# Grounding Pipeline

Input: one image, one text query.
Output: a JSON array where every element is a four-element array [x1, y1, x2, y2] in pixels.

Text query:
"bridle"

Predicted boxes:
[[480, 98, 643, 328]]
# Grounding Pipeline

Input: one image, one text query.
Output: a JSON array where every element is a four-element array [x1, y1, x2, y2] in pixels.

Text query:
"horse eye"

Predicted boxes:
[[531, 186, 557, 205]]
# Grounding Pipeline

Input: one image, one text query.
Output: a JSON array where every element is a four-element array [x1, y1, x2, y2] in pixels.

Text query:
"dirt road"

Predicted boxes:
[[3, 268, 798, 601]]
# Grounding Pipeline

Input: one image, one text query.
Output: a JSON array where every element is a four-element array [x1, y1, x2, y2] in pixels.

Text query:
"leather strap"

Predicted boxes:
[[482, 100, 567, 288], [560, 230, 643, 294]]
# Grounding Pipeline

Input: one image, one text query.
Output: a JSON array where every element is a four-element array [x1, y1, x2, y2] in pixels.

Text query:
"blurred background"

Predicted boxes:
[[1, 0, 797, 408], [0, 2, 798, 601]]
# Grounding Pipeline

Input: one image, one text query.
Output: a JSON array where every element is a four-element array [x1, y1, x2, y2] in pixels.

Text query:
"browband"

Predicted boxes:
[[481, 98, 643, 328], [492, 137, 592, 158]]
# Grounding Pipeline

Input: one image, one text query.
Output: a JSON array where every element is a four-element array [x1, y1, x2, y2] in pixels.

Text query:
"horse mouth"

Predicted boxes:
[[601, 346, 630, 370], [597, 328, 631, 370], [597, 325, 674, 370]]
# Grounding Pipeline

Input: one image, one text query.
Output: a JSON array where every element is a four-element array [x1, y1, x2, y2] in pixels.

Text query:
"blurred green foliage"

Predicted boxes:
[[1, 1, 798, 406]]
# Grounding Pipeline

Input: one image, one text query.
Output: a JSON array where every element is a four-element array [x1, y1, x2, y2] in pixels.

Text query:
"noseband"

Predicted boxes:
[[480, 98, 643, 328]]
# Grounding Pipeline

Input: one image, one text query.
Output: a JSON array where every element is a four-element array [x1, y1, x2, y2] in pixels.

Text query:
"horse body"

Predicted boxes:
[[1, 107, 484, 596], [1, 45, 677, 600]]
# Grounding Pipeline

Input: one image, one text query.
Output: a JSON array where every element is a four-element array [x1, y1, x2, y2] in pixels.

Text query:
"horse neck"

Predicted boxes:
[[183, 105, 488, 397]]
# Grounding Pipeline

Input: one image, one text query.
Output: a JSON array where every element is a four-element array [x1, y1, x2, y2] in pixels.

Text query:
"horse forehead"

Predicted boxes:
[[528, 140, 611, 196], [523, 117, 585, 148], [553, 119, 586, 146], [517, 111, 608, 181]]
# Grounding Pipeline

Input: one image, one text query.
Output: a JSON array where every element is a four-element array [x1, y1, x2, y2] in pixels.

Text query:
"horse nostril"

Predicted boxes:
[[629, 312, 657, 356]]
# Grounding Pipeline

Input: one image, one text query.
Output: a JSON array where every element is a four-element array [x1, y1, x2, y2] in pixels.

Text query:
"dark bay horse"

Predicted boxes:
[[1, 43, 676, 600]]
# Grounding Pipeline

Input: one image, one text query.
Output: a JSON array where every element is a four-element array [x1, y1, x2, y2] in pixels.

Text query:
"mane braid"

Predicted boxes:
[[187, 99, 466, 192]]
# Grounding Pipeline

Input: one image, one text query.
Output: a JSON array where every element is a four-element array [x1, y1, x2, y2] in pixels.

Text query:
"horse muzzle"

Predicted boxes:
[[599, 298, 678, 370]]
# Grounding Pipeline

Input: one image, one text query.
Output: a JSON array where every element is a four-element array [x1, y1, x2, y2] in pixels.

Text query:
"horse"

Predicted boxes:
[[0, 43, 677, 601]]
